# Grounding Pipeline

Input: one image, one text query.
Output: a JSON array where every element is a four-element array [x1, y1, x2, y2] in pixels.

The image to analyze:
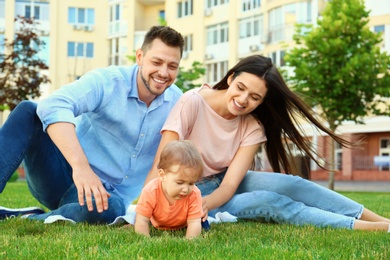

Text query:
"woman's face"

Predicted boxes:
[[226, 72, 267, 116]]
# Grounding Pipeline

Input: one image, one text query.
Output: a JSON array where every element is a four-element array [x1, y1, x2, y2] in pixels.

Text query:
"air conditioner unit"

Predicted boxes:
[[249, 44, 259, 52], [204, 8, 213, 17], [73, 24, 83, 31], [182, 52, 189, 60], [205, 53, 214, 60], [84, 25, 94, 32], [0, 27, 5, 33]]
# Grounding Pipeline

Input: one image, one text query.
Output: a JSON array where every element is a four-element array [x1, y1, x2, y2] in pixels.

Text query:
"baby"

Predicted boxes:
[[135, 140, 205, 239]]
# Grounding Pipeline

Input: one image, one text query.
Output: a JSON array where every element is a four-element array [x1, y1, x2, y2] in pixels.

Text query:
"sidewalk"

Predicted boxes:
[[313, 180, 390, 192]]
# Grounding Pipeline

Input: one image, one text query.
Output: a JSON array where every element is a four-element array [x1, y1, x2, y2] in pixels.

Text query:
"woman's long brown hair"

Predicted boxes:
[[213, 55, 351, 174]]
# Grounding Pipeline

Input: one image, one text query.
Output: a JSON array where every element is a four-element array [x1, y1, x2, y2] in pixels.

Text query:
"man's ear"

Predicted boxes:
[[135, 48, 143, 66]]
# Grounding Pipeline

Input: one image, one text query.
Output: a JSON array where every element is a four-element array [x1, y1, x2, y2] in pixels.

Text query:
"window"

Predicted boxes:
[[110, 4, 121, 22], [178, 0, 193, 18], [206, 61, 228, 84], [109, 3, 124, 34], [268, 2, 311, 43], [159, 10, 165, 20], [280, 50, 285, 66], [15, 2, 49, 21], [67, 42, 94, 58], [109, 37, 127, 65], [242, 0, 261, 12], [0, 1, 4, 19], [68, 7, 95, 25], [239, 15, 263, 39], [109, 38, 119, 65], [184, 34, 193, 52], [37, 36, 50, 66], [206, 0, 229, 8], [0, 35, 4, 55], [25, 5, 40, 19], [269, 50, 286, 67], [374, 25, 385, 33], [379, 138, 390, 171], [206, 22, 229, 45]]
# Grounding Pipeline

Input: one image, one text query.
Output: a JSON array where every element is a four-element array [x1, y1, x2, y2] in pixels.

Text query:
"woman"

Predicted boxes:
[[145, 55, 390, 232]]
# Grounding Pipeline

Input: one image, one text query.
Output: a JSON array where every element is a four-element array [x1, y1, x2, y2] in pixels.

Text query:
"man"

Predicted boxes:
[[0, 26, 184, 224]]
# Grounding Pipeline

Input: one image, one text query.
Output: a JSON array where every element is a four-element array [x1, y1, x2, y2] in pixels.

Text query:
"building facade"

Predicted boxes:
[[0, 0, 389, 180]]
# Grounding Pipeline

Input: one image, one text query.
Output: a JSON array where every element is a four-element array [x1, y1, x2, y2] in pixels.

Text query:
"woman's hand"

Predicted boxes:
[[201, 197, 209, 222]]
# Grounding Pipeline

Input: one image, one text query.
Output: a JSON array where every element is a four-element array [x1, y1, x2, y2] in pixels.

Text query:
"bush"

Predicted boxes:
[[8, 171, 19, 182]]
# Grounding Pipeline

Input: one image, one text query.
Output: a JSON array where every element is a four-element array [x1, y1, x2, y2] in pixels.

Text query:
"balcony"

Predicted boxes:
[[137, 0, 164, 5]]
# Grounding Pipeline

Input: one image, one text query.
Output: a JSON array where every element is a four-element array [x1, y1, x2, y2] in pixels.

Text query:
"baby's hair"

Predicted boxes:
[[158, 140, 204, 180]]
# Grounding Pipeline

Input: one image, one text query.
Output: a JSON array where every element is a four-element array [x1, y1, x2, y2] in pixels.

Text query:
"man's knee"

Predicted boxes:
[[13, 100, 38, 114]]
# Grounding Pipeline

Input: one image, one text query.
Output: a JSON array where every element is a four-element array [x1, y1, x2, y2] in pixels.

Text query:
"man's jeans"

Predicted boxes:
[[196, 171, 364, 229], [0, 101, 125, 223]]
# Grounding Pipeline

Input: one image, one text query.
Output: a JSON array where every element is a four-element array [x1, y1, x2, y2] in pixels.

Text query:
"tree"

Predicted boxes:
[[284, 0, 390, 189], [175, 61, 206, 92], [0, 16, 50, 112]]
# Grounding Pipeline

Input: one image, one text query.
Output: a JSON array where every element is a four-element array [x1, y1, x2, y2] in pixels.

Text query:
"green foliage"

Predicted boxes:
[[126, 50, 136, 64], [0, 182, 389, 259], [158, 17, 167, 26], [175, 61, 206, 92], [0, 16, 50, 111], [7, 171, 19, 183], [285, 0, 390, 131]]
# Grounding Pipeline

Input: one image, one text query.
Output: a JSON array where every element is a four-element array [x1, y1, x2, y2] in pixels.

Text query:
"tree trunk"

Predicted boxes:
[[328, 138, 335, 190], [328, 124, 337, 190]]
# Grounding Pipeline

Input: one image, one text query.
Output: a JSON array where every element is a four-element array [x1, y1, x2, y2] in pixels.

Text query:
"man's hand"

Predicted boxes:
[[72, 165, 110, 212], [46, 122, 110, 213]]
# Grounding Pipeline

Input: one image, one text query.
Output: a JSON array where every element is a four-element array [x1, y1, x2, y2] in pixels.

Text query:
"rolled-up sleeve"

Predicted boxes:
[[37, 70, 107, 131]]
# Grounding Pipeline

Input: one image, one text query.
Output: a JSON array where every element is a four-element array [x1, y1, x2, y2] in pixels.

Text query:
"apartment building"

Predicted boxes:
[[0, 0, 389, 180]]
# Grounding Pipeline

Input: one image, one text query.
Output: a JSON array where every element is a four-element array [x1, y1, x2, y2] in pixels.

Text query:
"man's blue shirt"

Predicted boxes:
[[37, 65, 182, 208]]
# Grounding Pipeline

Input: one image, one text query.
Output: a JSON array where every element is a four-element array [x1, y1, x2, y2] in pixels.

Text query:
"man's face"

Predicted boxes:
[[136, 38, 181, 97]]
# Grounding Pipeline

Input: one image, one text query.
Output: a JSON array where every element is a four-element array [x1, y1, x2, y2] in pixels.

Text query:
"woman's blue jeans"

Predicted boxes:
[[196, 171, 364, 229], [0, 101, 125, 224]]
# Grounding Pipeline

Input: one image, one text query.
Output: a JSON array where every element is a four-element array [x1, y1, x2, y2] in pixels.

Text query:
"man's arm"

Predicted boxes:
[[46, 122, 110, 212]]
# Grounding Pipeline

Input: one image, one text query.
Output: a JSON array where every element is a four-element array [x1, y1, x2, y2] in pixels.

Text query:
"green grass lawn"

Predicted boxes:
[[1, 181, 389, 259]]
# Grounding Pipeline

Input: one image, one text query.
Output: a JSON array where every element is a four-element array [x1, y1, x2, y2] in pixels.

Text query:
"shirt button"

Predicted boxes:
[[132, 154, 136, 158], [140, 134, 144, 137]]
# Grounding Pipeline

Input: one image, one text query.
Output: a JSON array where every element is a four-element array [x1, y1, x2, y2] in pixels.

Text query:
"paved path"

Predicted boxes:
[[313, 180, 390, 192]]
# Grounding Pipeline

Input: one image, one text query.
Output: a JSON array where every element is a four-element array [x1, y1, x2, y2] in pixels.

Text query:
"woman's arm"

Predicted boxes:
[[143, 130, 179, 185], [202, 144, 260, 216]]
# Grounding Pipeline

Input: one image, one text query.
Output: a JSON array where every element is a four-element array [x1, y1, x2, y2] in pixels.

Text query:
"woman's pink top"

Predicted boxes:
[[162, 85, 266, 177]]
